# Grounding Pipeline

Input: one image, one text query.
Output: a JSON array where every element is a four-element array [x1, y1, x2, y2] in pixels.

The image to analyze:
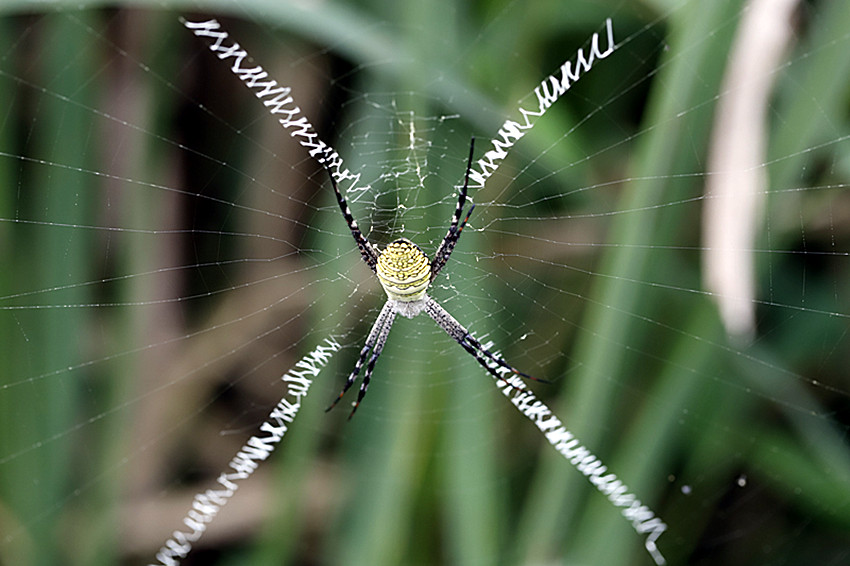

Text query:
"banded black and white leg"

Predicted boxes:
[[430, 138, 476, 280], [326, 300, 397, 418], [424, 297, 538, 386]]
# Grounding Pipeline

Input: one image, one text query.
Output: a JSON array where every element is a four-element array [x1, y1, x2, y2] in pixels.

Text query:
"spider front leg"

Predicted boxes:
[[324, 167, 379, 271], [326, 300, 397, 419], [431, 137, 476, 280]]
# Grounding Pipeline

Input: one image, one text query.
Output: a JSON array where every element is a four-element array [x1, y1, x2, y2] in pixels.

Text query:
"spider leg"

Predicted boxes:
[[324, 343, 371, 413], [461, 332, 547, 382], [431, 137, 476, 280], [424, 297, 545, 389], [348, 311, 395, 419], [324, 168, 379, 271], [326, 300, 395, 413]]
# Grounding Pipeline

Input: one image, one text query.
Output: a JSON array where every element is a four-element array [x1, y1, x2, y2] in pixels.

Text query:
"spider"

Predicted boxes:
[[324, 138, 541, 419]]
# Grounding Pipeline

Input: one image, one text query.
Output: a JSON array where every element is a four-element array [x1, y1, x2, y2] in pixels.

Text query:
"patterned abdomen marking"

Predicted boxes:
[[376, 238, 431, 302]]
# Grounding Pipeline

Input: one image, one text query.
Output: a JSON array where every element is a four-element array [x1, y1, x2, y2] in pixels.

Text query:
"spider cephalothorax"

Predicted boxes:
[[324, 138, 537, 418]]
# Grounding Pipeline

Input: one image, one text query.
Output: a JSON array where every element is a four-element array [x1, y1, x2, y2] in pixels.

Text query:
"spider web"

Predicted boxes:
[[1, 1, 849, 565]]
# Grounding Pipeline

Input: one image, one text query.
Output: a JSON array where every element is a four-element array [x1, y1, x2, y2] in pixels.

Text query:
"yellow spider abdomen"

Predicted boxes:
[[376, 238, 431, 302]]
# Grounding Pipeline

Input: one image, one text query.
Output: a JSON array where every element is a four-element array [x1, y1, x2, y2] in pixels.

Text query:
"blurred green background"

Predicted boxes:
[[1, 1, 849, 565]]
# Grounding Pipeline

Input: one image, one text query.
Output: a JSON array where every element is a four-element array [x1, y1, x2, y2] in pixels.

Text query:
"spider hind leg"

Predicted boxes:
[[326, 300, 397, 419], [324, 342, 371, 413], [424, 297, 545, 391]]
